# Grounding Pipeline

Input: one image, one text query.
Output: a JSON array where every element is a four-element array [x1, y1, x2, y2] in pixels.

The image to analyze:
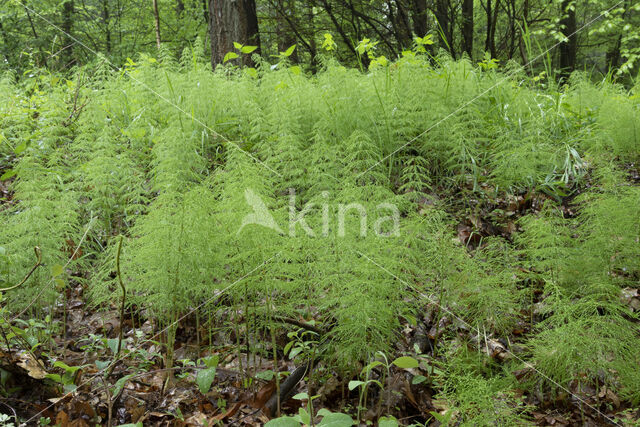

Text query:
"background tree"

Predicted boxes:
[[0, 0, 637, 81], [209, 0, 260, 67]]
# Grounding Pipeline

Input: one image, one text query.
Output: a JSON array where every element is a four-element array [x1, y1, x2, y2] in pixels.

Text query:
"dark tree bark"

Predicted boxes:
[[392, 0, 413, 49], [276, 0, 298, 62], [484, 0, 499, 58], [606, 0, 630, 73], [152, 0, 162, 49], [61, 0, 75, 66], [209, 0, 261, 68], [319, 0, 364, 66], [461, 0, 473, 59], [202, 0, 209, 23], [409, 0, 428, 37], [102, 0, 111, 53], [518, 0, 530, 66], [558, 0, 576, 79], [433, 0, 454, 57]]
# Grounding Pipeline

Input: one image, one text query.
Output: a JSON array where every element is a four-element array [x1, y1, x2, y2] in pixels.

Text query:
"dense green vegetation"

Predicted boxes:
[[0, 40, 639, 425], [1, 0, 639, 425]]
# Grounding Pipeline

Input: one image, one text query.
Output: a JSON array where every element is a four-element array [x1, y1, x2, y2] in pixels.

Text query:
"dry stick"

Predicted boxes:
[[0, 247, 42, 292], [115, 236, 126, 356]]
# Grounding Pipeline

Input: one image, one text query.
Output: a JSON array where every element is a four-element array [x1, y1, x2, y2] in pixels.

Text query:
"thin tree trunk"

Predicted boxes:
[[61, 0, 75, 66], [103, 0, 111, 53], [409, 0, 428, 37], [558, 0, 576, 79], [276, 0, 298, 62], [489, 0, 499, 58], [434, 0, 453, 57], [461, 0, 473, 59], [202, 0, 209, 23], [152, 0, 162, 49]]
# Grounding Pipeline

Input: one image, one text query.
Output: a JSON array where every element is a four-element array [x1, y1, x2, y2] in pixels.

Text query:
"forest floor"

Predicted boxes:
[[2, 164, 638, 427], [1, 59, 640, 426]]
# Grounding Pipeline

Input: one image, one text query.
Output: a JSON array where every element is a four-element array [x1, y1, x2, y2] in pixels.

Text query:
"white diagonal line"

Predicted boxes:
[[22, 251, 281, 425], [12, 0, 282, 178], [354, 249, 621, 426], [355, 0, 625, 181]]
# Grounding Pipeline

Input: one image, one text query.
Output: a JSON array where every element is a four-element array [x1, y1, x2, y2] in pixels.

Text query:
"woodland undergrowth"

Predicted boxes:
[[0, 45, 639, 425]]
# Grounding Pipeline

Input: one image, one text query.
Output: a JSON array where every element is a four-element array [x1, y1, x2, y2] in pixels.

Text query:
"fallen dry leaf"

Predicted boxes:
[[17, 352, 47, 379]]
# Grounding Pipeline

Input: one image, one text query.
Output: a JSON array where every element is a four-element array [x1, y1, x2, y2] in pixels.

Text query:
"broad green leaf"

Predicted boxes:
[[412, 375, 427, 385], [298, 408, 311, 425], [362, 360, 383, 373], [317, 409, 333, 417], [196, 366, 216, 393], [95, 360, 110, 371], [264, 416, 301, 427], [112, 374, 134, 396], [223, 52, 239, 63], [282, 44, 296, 57], [378, 416, 399, 427], [107, 338, 119, 355], [53, 361, 82, 374], [0, 169, 16, 181], [292, 392, 309, 400], [45, 373, 62, 383], [202, 354, 219, 368], [392, 356, 419, 369], [256, 370, 275, 381], [317, 412, 354, 426], [241, 45, 258, 54], [233, 42, 243, 50], [348, 380, 365, 390], [289, 346, 303, 359], [63, 383, 78, 393]]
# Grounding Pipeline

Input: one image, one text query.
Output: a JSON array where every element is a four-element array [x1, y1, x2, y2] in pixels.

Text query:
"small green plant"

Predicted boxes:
[[195, 355, 219, 394], [45, 361, 85, 393]]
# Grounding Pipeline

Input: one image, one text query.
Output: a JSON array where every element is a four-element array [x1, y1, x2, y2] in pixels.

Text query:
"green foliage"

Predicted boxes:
[[1, 51, 639, 420]]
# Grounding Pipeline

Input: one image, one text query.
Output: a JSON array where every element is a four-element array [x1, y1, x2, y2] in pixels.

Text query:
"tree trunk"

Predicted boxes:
[[393, 0, 413, 49], [209, 0, 261, 68], [558, 0, 576, 79], [276, 0, 298, 62], [606, 0, 630, 74], [461, 0, 473, 59], [484, 0, 498, 58], [152, 0, 162, 49], [409, 0, 428, 37], [102, 0, 111, 53], [202, 0, 209, 23], [433, 0, 454, 57], [61, 0, 75, 66]]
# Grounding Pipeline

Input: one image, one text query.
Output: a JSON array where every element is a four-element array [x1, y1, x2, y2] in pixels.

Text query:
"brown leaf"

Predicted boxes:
[[249, 381, 277, 409], [56, 411, 69, 427], [212, 401, 243, 421], [17, 352, 47, 379]]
